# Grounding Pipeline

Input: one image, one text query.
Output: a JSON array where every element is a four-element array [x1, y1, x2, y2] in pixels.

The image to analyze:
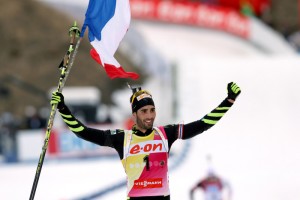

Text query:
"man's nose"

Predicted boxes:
[[146, 112, 155, 118]]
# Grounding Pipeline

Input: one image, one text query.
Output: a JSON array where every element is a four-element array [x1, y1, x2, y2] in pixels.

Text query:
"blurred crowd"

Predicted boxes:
[[0, 112, 19, 163], [0, 106, 49, 163], [0, 104, 116, 163]]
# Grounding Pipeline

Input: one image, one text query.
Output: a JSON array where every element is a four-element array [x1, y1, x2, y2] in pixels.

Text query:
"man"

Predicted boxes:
[[51, 82, 241, 200], [190, 169, 232, 200]]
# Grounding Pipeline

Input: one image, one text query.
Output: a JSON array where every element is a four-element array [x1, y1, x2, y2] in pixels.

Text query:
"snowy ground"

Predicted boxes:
[[132, 21, 300, 200], [1, 1, 300, 200]]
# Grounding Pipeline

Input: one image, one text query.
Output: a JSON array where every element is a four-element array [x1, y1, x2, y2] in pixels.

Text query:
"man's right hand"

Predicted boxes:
[[50, 91, 65, 110]]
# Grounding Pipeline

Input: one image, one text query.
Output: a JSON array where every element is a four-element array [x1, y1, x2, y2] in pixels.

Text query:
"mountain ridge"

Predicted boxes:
[[0, 0, 144, 121]]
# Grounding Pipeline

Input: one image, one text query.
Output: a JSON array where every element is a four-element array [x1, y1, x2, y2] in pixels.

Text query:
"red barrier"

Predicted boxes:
[[130, 0, 250, 38], [48, 129, 58, 155]]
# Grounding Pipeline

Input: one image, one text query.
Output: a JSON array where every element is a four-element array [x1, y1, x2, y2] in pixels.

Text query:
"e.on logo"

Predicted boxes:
[[129, 141, 166, 155]]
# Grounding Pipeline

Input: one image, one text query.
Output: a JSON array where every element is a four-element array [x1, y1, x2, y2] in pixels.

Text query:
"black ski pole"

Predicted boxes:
[[29, 21, 81, 200]]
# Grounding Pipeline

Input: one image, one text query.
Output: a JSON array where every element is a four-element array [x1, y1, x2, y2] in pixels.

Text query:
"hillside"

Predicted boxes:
[[0, 0, 145, 120]]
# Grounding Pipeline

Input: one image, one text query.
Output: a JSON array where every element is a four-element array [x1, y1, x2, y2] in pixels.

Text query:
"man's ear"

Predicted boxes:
[[132, 112, 137, 120], [131, 112, 137, 124]]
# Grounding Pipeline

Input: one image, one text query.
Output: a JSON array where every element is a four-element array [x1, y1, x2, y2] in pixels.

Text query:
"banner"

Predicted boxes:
[[130, 0, 250, 38]]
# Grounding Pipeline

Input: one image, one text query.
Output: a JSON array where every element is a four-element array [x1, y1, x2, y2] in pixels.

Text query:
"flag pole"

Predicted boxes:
[[29, 21, 81, 200]]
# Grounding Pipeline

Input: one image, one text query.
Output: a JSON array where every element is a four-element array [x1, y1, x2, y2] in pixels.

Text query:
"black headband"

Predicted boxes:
[[130, 90, 155, 113]]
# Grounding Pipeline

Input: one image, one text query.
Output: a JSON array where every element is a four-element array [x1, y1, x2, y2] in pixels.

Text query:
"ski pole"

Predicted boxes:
[[29, 21, 81, 200]]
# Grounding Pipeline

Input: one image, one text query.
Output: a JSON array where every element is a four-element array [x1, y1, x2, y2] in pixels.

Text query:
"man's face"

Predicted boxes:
[[133, 105, 156, 132]]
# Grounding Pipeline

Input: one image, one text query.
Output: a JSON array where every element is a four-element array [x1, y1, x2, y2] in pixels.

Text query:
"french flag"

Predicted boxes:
[[80, 0, 139, 80]]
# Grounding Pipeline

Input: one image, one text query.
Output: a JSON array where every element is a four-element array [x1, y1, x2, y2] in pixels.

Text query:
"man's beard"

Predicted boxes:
[[136, 117, 153, 130]]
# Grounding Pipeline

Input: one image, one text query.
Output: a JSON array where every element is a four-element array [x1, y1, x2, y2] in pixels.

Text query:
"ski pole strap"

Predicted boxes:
[[59, 21, 80, 69], [69, 21, 80, 37]]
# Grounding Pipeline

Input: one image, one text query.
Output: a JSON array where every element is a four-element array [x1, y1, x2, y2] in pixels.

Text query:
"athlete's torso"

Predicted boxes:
[[122, 127, 170, 197]]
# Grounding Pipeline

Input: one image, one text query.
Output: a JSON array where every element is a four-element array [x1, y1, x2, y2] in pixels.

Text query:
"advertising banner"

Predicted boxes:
[[130, 0, 250, 38]]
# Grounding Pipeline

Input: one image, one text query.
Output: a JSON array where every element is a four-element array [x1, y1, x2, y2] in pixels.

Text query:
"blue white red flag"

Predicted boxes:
[[80, 0, 139, 80]]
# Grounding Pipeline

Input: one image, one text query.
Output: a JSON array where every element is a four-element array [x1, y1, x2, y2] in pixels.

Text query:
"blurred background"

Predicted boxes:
[[0, 0, 300, 199]]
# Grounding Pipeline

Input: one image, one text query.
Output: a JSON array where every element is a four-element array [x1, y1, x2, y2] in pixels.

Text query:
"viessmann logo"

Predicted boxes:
[[134, 178, 163, 189], [129, 141, 166, 155]]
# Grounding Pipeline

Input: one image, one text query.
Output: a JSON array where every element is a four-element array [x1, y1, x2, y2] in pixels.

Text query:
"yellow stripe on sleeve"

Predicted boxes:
[[202, 119, 217, 125], [60, 113, 72, 118], [207, 112, 225, 117], [69, 126, 84, 132], [63, 119, 79, 126], [215, 107, 230, 111]]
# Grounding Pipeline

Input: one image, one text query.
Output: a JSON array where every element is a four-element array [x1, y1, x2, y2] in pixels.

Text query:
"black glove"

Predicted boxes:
[[50, 91, 65, 110], [227, 82, 241, 101]]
